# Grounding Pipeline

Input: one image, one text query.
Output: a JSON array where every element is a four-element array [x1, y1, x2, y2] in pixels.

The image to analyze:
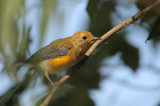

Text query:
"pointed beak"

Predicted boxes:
[[91, 37, 101, 41]]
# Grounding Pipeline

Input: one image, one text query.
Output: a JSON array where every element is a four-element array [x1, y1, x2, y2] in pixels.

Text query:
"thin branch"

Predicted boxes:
[[40, 75, 70, 106], [40, 0, 160, 106], [85, 0, 160, 56]]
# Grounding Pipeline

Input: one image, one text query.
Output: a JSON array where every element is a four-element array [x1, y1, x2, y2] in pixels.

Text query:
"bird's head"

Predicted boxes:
[[70, 31, 101, 48]]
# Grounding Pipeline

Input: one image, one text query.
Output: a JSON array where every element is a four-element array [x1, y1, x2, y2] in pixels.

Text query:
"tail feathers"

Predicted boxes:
[[16, 62, 26, 68], [15, 62, 32, 68]]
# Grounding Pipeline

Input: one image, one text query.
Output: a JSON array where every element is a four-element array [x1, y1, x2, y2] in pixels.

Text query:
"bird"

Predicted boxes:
[[17, 31, 101, 86]]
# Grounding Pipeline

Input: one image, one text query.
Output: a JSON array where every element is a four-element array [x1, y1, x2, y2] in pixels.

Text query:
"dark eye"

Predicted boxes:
[[82, 36, 87, 40]]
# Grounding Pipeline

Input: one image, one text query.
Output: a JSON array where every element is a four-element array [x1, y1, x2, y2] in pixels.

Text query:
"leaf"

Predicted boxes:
[[146, 16, 160, 41], [136, 0, 160, 15], [0, 85, 20, 105], [86, 0, 100, 21], [89, 2, 113, 36], [0, 0, 23, 60], [40, 0, 56, 46], [121, 45, 139, 71], [108, 36, 139, 71]]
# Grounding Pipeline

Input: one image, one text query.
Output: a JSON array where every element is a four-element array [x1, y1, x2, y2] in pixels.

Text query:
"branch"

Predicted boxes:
[[85, 0, 160, 56], [40, 0, 160, 106], [40, 75, 70, 106]]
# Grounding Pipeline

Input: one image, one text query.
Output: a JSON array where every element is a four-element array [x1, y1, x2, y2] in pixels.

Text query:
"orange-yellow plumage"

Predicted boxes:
[[20, 31, 101, 86], [49, 56, 75, 72]]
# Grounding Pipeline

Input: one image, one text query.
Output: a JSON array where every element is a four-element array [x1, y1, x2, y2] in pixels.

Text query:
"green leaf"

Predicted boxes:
[[121, 45, 139, 71], [0, 85, 20, 105], [108, 36, 139, 71], [146, 16, 160, 41], [86, 0, 100, 21]]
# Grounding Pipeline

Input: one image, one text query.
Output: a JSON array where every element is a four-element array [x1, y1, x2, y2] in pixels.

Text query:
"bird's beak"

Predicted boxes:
[[91, 37, 101, 41]]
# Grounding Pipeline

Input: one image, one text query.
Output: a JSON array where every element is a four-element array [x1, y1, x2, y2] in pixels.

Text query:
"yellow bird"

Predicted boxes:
[[18, 31, 101, 85]]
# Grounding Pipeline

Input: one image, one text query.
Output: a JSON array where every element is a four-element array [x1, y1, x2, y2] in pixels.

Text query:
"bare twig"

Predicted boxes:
[[85, 0, 160, 56], [40, 75, 70, 106], [40, 0, 160, 106]]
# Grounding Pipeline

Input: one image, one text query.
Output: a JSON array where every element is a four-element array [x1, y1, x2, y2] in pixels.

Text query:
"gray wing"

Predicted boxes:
[[23, 45, 70, 64]]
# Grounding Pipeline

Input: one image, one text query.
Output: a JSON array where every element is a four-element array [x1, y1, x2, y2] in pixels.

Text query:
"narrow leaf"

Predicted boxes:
[[86, 0, 100, 21], [146, 16, 160, 41], [0, 85, 20, 105]]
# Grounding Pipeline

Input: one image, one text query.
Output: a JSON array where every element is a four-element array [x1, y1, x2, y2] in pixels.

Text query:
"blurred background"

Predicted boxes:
[[0, 0, 160, 106]]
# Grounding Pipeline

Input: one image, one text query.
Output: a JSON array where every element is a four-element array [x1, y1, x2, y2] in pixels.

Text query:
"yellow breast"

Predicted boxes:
[[39, 55, 75, 73]]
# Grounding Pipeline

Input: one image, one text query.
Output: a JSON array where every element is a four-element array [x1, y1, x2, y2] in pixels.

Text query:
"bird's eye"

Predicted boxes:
[[82, 36, 87, 40]]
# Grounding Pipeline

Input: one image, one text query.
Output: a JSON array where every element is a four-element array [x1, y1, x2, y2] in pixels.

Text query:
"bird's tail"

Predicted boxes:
[[15, 62, 26, 68], [15, 62, 32, 69]]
